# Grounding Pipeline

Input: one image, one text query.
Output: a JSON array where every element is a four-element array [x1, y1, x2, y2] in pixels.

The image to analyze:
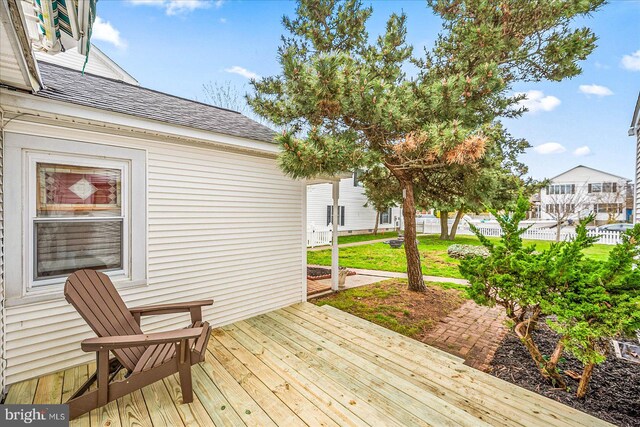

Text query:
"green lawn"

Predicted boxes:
[[337, 231, 398, 245], [313, 279, 468, 339], [307, 234, 614, 279]]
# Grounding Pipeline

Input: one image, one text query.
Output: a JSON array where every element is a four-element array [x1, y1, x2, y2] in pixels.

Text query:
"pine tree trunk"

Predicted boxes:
[[373, 211, 380, 235], [402, 183, 426, 292], [448, 210, 464, 240], [515, 320, 566, 389], [576, 363, 595, 398], [439, 211, 450, 240]]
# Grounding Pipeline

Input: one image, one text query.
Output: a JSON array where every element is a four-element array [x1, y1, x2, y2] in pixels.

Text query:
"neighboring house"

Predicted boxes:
[[538, 165, 632, 224], [630, 92, 640, 224], [0, 3, 319, 391], [307, 173, 401, 235]]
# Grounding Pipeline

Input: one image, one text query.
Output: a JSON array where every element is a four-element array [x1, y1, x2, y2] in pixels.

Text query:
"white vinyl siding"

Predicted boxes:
[[34, 48, 138, 85], [3, 125, 304, 384], [308, 175, 400, 233], [539, 166, 631, 224]]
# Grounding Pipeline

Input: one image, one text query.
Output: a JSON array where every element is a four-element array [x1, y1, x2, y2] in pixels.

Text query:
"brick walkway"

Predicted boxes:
[[307, 279, 331, 296], [423, 300, 508, 372]]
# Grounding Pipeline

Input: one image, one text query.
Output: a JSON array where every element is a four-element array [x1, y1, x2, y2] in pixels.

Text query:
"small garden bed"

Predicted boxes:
[[491, 321, 639, 427], [307, 266, 356, 280], [313, 279, 467, 339]]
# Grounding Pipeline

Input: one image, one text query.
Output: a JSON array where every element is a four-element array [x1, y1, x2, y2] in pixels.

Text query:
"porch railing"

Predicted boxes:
[[307, 226, 332, 248]]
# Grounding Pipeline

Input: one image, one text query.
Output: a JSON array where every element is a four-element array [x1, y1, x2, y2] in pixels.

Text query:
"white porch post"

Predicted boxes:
[[331, 180, 339, 291]]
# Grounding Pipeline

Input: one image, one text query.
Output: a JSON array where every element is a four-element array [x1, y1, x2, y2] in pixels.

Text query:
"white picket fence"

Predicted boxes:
[[418, 221, 622, 245], [307, 226, 332, 248]]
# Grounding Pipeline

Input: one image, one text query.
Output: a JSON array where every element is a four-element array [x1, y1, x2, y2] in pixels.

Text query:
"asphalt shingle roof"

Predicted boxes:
[[36, 62, 276, 144]]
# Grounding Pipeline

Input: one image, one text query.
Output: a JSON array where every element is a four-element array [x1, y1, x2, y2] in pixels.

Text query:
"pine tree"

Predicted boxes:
[[359, 167, 401, 235], [249, 0, 603, 292]]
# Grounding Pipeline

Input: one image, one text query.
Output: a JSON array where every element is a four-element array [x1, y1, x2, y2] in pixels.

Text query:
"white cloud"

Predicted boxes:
[[516, 90, 561, 113], [573, 146, 592, 157], [215, 0, 224, 8], [219, 17, 227, 24], [225, 66, 260, 79], [621, 50, 640, 71], [92, 17, 127, 49], [578, 84, 613, 97], [128, 0, 211, 15], [166, 0, 210, 15], [533, 142, 566, 155]]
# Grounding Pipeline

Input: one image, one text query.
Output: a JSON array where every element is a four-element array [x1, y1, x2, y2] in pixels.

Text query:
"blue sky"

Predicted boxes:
[[92, 0, 640, 180]]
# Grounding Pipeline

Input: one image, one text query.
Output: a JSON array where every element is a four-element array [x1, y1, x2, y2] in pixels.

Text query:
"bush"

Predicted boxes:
[[459, 195, 640, 398], [447, 244, 489, 259]]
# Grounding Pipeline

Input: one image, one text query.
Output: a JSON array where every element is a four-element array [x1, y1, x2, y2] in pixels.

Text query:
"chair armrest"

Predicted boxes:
[[129, 300, 213, 316], [81, 328, 204, 352], [129, 300, 213, 323]]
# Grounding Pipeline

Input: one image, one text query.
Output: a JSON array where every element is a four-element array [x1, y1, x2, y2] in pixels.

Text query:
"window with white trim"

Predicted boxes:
[[326, 205, 345, 226], [593, 203, 622, 214], [546, 184, 575, 195], [32, 161, 126, 283], [380, 208, 392, 224], [5, 133, 147, 302], [588, 182, 617, 193]]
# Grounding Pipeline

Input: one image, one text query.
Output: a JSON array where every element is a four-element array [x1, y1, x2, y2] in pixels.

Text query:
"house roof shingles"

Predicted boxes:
[[35, 62, 276, 144]]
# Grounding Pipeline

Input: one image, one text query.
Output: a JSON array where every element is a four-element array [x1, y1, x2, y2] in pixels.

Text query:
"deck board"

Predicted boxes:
[[287, 304, 562, 427], [225, 321, 371, 427], [4, 302, 613, 427], [264, 309, 481, 427]]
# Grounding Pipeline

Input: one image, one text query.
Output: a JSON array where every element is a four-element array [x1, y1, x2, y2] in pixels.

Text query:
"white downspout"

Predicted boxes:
[[331, 180, 339, 291]]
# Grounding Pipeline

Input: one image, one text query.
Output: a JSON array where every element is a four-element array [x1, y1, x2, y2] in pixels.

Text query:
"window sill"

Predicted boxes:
[[5, 278, 148, 308]]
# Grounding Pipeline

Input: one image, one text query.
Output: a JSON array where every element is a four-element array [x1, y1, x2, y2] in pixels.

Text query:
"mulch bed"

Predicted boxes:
[[307, 266, 356, 280], [490, 321, 639, 426]]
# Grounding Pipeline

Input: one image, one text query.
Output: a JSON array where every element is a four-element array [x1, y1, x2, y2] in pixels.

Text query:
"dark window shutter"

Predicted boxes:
[[340, 206, 345, 226], [571, 184, 575, 194], [588, 184, 592, 193], [353, 171, 359, 187], [326, 206, 332, 226], [612, 183, 617, 193]]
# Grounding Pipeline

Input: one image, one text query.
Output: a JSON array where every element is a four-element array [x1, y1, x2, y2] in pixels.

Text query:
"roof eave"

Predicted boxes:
[[1, 88, 280, 156], [2, 0, 42, 91], [306, 173, 354, 185], [549, 164, 631, 182]]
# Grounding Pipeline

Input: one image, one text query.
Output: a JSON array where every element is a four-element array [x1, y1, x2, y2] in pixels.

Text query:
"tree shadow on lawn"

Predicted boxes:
[[313, 279, 467, 340]]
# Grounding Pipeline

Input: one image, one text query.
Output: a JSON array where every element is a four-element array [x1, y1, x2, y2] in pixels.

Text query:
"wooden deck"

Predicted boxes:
[[5, 302, 612, 426]]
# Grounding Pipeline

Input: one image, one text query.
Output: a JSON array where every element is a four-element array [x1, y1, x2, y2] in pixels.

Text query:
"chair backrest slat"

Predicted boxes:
[[64, 270, 145, 371]]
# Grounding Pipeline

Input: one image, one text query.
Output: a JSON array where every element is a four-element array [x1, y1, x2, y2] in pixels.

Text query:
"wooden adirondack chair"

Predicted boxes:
[[63, 269, 213, 419]]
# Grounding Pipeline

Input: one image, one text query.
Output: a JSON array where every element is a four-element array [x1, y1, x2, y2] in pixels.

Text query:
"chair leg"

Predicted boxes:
[[97, 350, 110, 407], [177, 339, 193, 403], [69, 358, 122, 401]]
